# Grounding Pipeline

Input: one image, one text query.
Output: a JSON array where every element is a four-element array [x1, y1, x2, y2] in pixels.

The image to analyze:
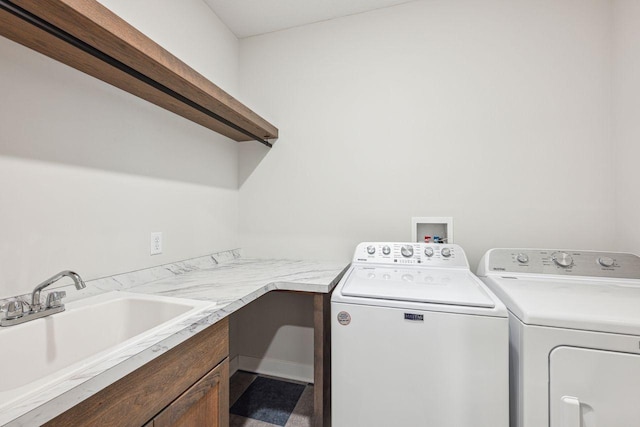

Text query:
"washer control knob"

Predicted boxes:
[[366, 245, 376, 255], [382, 245, 391, 255], [516, 253, 529, 264], [441, 247, 452, 258], [401, 245, 414, 258], [424, 247, 434, 257], [552, 252, 573, 268], [598, 256, 614, 268]]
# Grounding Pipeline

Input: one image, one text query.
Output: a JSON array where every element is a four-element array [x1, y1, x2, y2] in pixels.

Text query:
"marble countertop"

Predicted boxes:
[[2, 250, 349, 426]]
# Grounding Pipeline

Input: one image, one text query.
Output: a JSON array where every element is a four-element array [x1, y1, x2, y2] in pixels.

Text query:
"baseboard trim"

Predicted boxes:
[[229, 355, 240, 377], [236, 355, 313, 384]]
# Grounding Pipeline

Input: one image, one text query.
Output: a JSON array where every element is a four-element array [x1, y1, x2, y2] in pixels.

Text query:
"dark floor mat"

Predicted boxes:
[[230, 376, 306, 426]]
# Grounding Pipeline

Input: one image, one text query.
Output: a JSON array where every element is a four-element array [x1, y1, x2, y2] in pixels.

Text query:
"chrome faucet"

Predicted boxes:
[[1, 270, 86, 327], [31, 270, 86, 312]]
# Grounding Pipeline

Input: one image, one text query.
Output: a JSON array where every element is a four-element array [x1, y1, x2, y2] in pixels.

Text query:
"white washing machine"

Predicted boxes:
[[477, 248, 640, 427], [331, 242, 509, 427]]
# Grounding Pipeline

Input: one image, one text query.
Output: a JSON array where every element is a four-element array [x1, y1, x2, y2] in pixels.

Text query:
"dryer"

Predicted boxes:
[[332, 242, 508, 427], [477, 248, 640, 427]]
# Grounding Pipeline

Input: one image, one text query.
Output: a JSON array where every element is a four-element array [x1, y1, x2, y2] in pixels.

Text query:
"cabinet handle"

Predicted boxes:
[[560, 396, 581, 427]]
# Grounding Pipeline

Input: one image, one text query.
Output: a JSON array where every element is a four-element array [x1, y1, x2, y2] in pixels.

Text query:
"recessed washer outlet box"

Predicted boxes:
[[411, 217, 453, 244]]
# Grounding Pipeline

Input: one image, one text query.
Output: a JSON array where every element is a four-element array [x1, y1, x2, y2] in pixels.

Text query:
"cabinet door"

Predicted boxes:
[[550, 347, 640, 427], [153, 357, 229, 427]]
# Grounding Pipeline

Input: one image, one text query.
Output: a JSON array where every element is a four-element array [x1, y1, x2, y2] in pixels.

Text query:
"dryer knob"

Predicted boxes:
[[424, 247, 434, 257], [401, 245, 414, 258], [516, 253, 529, 264], [441, 247, 452, 258], [598, 256, 614, 268], [382, 245, 391, 255], [552, 252, 573, 268], [366, 245, 376, 255]]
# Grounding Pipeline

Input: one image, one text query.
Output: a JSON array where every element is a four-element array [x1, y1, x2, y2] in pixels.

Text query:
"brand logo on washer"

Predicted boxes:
[[337, 311, 351, 326], [404, 313, 424, 321]]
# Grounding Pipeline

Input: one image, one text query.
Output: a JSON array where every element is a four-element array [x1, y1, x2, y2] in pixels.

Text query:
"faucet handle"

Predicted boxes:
[[2, 300, 25, 320], [46, 291, 67, 309]]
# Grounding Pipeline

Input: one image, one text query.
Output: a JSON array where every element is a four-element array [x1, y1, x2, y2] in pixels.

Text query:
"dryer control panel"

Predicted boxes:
[[481, 249, 640, 279], [353, 242, 469, 268]]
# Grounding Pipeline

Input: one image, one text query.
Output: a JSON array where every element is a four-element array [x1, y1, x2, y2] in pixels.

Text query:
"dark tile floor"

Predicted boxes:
[[229, 371, 314, 427]]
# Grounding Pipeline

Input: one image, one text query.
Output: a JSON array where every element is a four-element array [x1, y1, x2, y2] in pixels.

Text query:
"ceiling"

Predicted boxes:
[[204, 0, 416, 38]]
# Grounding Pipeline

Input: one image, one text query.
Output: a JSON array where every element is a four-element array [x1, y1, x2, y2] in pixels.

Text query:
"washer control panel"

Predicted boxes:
[[485, 249, 640, 279], [354, 242, 469, 268]]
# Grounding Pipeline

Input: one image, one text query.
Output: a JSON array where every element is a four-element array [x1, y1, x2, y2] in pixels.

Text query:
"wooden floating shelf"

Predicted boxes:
[[0, 0, 278, 146]]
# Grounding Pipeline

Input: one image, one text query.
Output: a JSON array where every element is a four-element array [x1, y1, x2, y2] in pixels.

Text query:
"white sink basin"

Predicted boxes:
[[0, 291, 214, 415]]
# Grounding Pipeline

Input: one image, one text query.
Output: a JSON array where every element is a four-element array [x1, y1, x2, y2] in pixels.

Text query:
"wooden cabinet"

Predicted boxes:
[[151, 358, 229, 427], [313, 293, 332, 427], [44, 318, 229, 427]]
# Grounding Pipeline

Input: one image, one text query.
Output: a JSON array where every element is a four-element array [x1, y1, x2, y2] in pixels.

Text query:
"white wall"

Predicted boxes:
[[98, 0, 238, 89], [235, 0, 615, 380], [0, 0, 240, 298], [2, 0, 631, 382], [238, 0, 615, 268], [612, 0, 640, 254], [231, 292, 315, 382]]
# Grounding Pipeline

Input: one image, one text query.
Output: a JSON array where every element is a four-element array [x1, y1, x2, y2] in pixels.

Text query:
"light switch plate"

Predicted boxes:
[[150, 232, 162, 255]]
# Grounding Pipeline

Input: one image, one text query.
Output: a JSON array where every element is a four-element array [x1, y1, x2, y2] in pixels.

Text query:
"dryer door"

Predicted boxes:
[[550, 346, 640, 427]]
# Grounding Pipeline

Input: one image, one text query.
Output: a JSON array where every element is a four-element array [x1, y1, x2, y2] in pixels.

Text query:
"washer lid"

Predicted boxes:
[[341, 266, 495, 308], [483, 276, 640, 335]]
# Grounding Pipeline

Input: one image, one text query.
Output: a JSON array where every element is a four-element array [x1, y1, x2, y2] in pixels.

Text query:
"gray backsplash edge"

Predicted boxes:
[[0, 248, 243, 308]]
